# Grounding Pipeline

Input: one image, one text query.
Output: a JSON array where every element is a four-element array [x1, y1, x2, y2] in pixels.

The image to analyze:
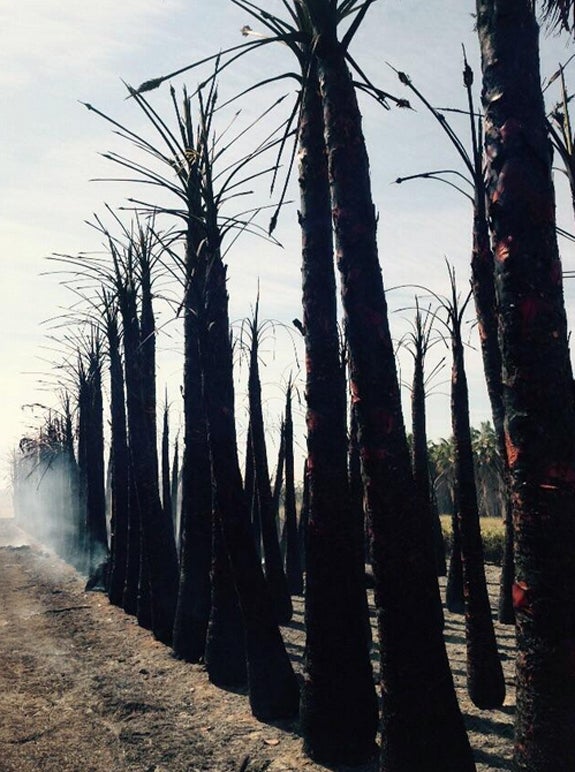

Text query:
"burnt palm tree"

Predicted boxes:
[[282, 379, 303, 596], [244, 303, 293, 624], [477, 2, 575, 767], [76, 333, 109, 579], [103, 293, 131, 608], [133, 5, 473, 764], [404, 301, 446, 578], [442, 266, 505, 709], [393, 56, 515, 624]]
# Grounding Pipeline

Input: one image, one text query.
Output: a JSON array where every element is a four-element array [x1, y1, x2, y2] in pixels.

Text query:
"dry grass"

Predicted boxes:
[[440, 514, 505, 565]]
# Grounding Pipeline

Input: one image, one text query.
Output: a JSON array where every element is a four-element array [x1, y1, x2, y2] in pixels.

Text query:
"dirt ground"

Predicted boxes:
[[0, 517, 515, 771]]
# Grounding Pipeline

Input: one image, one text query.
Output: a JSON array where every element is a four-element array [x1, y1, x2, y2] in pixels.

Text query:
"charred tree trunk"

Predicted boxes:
[[77, 350, 109, 579], [477, 2, 575, 767], [472, 185, 514, 625], [200, 251, 299, 721], [446, 508, 465, 615], [136, 247, 179, 643], [161, 400, 172, 525], [172, 296, 213, 662], [411, 323, 446, 578], [283, 384, 303, 596], [451, 315, 505, 709], [106, 308, 131, 608], [306, 11, 474, 768], [245, 425, 261, 560], [204, 509, 248, 688], [297, 64, 378, 766], [248, 315, 293, 625]]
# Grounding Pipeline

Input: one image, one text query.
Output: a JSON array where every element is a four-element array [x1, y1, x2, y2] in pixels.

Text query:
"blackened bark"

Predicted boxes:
[[201, 253, 299, 721], [471, 197, 515, 625], [77, 352, 109, 578], [283, 385, 303, 596], [245, 425, 261, 560], [477, 2, 575, 767], [204, 509, 248, 688], [297, 65, 378, 766], [171, 437, 180, 538], [161, 402, 172, 524], [411, 332, 446, 579], [173, 302, 213, 662], [106, 311, 130, 608], [137, 252, 179, 643], [349, 404, 369, 564], [446, 510, 465, 615], [451, 323, 505, 709], [248, 324, 293, 625], [121, 286, 142, 616], [298, 459, 309, 574], [306, 14, 474, 768]]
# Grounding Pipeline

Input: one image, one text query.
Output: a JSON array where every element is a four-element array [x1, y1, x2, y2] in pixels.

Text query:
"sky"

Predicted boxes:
[[1, 0, 575, 491]]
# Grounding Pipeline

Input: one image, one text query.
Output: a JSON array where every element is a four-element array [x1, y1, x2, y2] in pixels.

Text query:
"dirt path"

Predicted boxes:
[[0, 518, 515, 771]]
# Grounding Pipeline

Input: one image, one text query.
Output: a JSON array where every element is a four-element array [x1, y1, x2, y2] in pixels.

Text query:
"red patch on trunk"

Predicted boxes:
[[512, 581, 532, 614], [495, 236, 513, 262], [505, 432, 520, 467]]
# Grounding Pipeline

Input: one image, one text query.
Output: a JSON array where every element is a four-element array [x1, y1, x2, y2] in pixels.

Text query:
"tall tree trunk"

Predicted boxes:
[[306, 10, 475, 768], [297, 64, 378, 766], [161, 400, 172, 525], [411, 327, 446, 579], [446, 507, 465, 615], [121, 286, 142, 616], [248, 315, 293, 625], [137, 249, 179, 643], [172, 298, 213, 662], [245, 422, 262, 560], [477, 2, 575, 767], [106, 310, 131, 608], [472, 191, 515, 624], [451, 319, 505, 709], [204, 509, 248, 688], [200, 251, 299, 721], [283, 384, 303, 596]]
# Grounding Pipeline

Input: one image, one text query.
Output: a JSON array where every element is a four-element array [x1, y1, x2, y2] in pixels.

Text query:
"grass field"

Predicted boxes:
[[440, 514, 505, 565]]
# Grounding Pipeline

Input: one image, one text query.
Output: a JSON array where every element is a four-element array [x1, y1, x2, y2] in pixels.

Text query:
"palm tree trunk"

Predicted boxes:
[[200, 252, 299, 721], [248, 318, 293, 625], [283, 384, 303, 596], [472, 199, 515, 624], [297, 62, 377, 766], [477, 2, 575, 767], [106, 310, 130, 608], [411, 335, 447, 578], [451, 323, 505, 709], [204, 508, 247, 688], [172, 304, 213, 662], [306, 10, 475, 768]]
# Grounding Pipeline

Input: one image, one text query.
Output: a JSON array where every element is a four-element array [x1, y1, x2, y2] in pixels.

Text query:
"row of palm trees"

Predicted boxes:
[[13, 1, 575, 770]]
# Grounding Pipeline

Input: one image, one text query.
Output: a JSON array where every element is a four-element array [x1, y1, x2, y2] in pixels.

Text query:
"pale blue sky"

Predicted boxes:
[[1, 1, 574, 486]]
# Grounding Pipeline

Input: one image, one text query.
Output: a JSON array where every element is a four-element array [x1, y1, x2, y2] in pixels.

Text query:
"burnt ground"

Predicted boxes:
[[0, 517, 514, 771]]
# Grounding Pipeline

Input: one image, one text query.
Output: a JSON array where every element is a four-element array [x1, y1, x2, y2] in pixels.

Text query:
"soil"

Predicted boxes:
[[0, 517, 515, 771]]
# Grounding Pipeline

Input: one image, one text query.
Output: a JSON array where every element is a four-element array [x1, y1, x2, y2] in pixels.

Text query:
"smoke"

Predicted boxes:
[[12, 442, 109, 579]]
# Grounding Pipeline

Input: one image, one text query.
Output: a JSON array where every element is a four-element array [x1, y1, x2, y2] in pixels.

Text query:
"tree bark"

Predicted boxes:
[[306, 10, 475, 768], [297, 64, 378, 765], [477, 2, 575, 767], [451, 321, 505, 709], [200, 252, 299, 722]]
